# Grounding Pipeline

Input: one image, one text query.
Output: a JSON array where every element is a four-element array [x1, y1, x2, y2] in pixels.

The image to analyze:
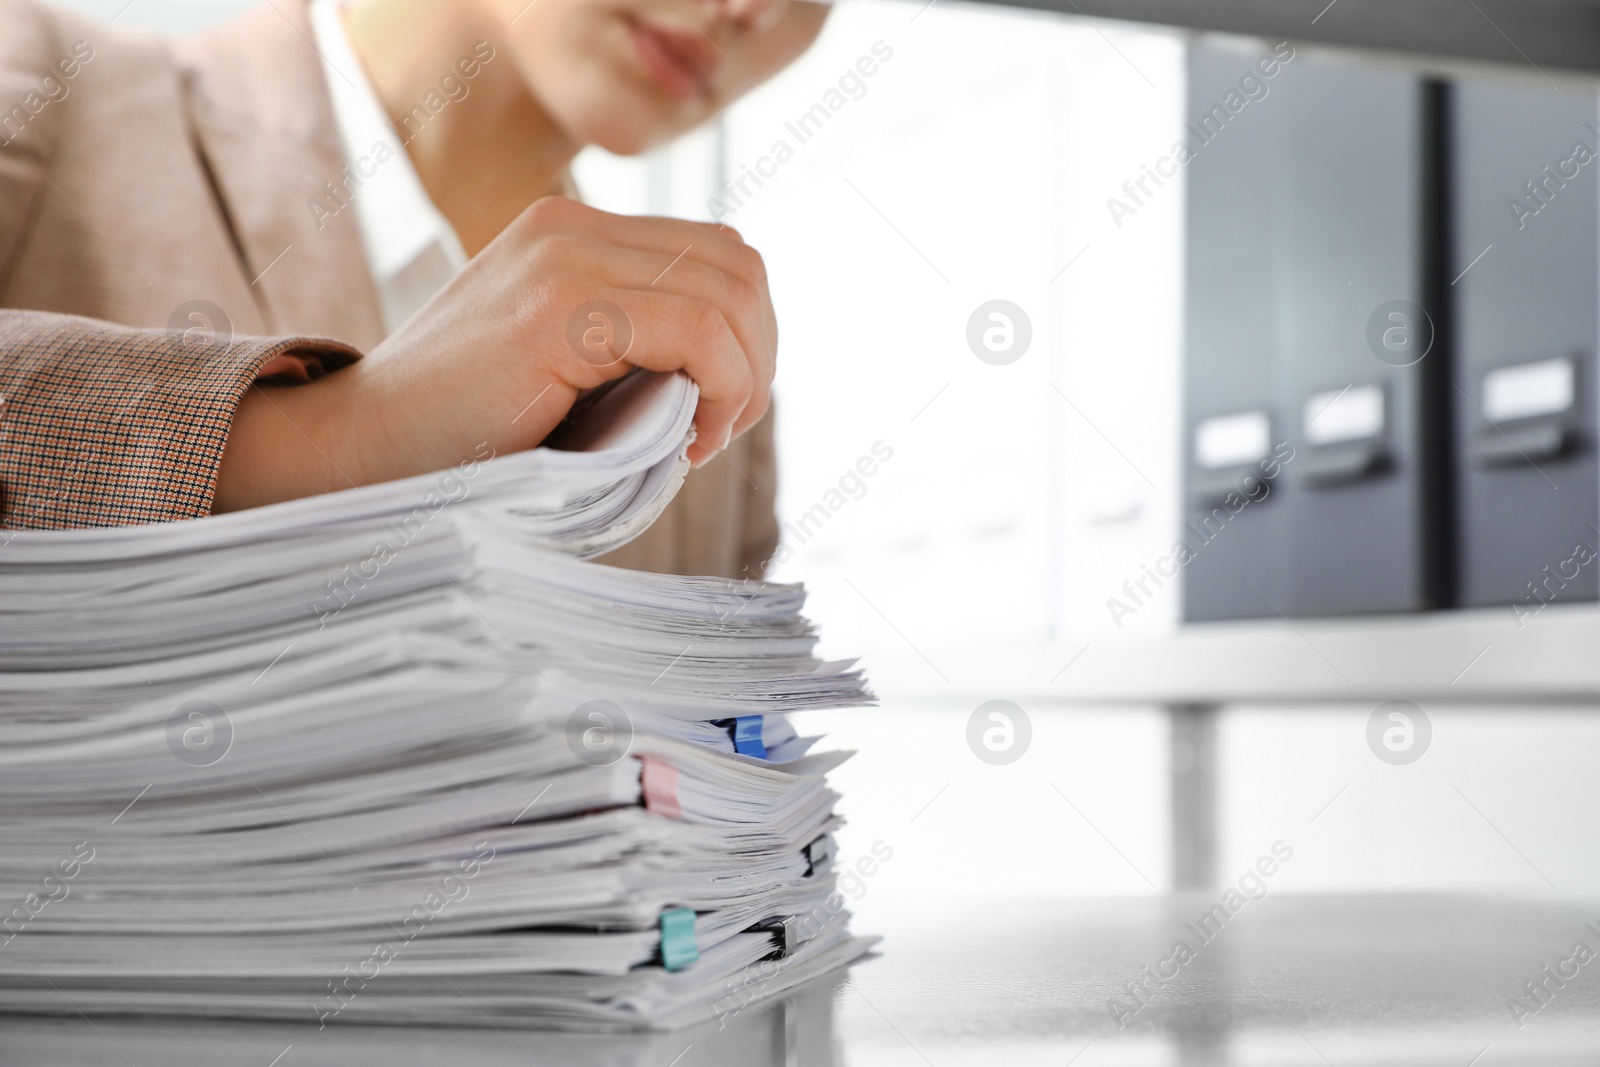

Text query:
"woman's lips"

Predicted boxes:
[[628, 19, 717, 102]]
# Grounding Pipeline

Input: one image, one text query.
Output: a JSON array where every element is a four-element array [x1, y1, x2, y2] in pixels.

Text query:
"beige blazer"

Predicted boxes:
[[0, 0, 778, 577]]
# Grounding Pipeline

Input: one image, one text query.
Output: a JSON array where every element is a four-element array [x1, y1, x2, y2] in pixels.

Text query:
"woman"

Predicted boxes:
[[0, 0, 828, 576]]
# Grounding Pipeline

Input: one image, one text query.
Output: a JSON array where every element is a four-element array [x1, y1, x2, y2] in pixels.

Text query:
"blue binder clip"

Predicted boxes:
[[731, 716, 766, 759], [660, 907, 698, 971]]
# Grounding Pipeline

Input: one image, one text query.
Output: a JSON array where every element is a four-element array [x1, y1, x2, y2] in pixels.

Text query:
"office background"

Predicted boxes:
[[59, 0, 1600, 899]]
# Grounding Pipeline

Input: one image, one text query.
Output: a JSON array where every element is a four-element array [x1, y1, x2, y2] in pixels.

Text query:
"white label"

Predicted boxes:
[[1483, 358, 1574, 423], [1304, 384, 1384, 445], [1194, 411, 1270, 469]]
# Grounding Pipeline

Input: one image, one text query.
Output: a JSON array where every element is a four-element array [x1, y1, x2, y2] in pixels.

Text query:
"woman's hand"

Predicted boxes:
[[215, 196, 776, 511]]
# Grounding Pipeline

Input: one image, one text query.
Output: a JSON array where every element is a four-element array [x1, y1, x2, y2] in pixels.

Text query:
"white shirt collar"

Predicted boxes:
[[308, 0, 467, 333]]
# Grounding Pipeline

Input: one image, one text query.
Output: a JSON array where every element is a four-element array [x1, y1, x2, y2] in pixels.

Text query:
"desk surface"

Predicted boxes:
[[7, 894, 1600, 1066]]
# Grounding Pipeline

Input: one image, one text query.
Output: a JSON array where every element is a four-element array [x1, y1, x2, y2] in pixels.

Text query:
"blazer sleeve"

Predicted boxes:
[[0, 309, 359, 529]]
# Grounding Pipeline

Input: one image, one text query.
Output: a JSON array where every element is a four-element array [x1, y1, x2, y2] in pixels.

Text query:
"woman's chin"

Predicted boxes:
[[576, 75, 708, 154], [585, 115, 693, 157]]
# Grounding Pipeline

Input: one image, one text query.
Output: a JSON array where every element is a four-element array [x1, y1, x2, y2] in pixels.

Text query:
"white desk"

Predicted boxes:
[[7, 894, 1600, 1065]]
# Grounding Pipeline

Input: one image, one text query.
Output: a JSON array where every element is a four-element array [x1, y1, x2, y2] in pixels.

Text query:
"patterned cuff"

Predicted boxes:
[[0, 310, 361, 529]]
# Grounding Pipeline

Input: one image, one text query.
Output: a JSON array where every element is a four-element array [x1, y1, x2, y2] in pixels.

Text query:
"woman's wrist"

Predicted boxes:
[[214, 368, 369, 513]]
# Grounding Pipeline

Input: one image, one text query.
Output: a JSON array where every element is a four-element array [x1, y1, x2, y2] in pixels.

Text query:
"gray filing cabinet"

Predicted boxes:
[[1184, 46, 1447, 619], [1450, 80, 1600, 611]]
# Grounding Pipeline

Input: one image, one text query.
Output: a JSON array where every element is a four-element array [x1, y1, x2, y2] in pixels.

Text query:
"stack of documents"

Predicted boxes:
[[0, 371, 877, 1029]]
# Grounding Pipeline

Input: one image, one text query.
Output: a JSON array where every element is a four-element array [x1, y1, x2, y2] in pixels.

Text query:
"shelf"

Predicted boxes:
[[861, 603, 1600, 706], [970, 0, 1600, 75]]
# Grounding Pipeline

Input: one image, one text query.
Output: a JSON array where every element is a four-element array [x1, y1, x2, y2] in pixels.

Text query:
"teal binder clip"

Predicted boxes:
[[732, 716, 766, 759], [660, 907, 698, 971]]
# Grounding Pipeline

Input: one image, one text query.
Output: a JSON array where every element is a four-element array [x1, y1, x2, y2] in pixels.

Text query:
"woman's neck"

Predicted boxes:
[[343, 0, 581, 255]]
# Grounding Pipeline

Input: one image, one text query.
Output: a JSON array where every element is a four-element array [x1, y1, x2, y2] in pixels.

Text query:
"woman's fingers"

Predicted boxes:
[[505, 198, 777, 457], [598, 286, 757, 465], [523, 199, 764, 296], [528, 200, 779, 394], [550, 242, 773, 436]]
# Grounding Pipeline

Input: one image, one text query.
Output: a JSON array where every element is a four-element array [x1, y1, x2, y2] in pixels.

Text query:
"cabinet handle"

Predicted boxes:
[[1471, 421, 1573, 467], [1299, 443, 1392, 489]]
